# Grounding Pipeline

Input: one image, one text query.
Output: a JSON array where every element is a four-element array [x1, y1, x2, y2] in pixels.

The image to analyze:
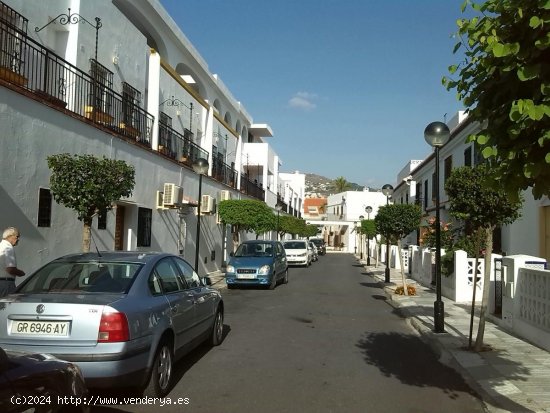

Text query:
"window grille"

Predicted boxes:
[[137, 207, 152, 247], [37, 188, 52, 227]]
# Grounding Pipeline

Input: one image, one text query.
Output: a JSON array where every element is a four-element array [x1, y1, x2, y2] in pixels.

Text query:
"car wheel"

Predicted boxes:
[[143, 340, 173, 398], [269, 274, 277, 290], [210, 308, 224, 346], [227, 284, 235, 289], [283, 269, 289, 284]]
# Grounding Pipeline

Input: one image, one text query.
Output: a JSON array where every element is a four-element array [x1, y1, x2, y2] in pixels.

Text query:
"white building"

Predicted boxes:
[[392, 111, 550, 260], [0, 0, 302, 276], [316, 189, 387, 252]]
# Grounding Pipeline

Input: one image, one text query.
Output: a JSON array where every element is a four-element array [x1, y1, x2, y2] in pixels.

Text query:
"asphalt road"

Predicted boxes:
[[92, 253, 487, 413]]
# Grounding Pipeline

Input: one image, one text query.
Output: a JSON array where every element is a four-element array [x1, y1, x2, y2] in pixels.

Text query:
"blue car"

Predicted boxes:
[[225, 240, 288, 289]]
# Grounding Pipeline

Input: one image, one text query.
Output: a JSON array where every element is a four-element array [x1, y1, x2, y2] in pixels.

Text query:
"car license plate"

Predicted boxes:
[[236, 273, 256, 279], [11, 320, 70, 336]]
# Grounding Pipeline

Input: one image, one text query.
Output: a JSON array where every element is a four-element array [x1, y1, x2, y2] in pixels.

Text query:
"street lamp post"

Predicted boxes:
[[424, 121, 451, 333], [381, 184, 393, 283], [358, 215, 364, 259], [193, 158, 209, 273], [365, 206, 373, 266]]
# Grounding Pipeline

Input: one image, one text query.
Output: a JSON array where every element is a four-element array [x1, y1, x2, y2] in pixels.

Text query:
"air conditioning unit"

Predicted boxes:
[[163, 183, 183, 207], [219, 190, 231, 201], [155, 191, 166, 209], [200, 195, 215, 214]]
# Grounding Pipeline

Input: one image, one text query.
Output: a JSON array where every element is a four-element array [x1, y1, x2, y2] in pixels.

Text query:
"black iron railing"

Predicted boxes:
[[212, 154, 237, 189], [0, 21, 153, 146], [158, 122, 209, 168], [240, 173, 265, 201], [277, 194, 288, 213]]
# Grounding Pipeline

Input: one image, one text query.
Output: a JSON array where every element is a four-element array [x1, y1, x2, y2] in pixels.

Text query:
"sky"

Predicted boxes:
[[159, 0, 467, 188]]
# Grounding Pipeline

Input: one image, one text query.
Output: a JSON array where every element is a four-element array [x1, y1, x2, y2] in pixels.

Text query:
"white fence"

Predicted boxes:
[[370, 243, 550, 351], [500, 255, 549, 351]]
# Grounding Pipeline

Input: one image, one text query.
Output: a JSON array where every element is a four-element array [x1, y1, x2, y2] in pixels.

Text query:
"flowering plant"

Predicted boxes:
[[420, 216, 454, 250]]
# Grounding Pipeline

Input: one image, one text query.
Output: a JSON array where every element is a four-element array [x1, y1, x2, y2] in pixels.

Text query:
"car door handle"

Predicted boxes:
[[171, 304, 179, 313]]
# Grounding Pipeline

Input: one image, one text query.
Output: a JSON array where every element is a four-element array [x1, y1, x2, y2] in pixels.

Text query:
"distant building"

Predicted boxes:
[[303, 198, 327, 220]]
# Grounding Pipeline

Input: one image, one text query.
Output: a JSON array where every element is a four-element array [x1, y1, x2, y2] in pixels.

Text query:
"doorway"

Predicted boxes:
[[114, 205, 125, 251]]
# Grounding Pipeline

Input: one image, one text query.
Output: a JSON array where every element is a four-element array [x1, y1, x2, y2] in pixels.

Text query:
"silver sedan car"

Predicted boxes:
[[0, 252, 224, 397]]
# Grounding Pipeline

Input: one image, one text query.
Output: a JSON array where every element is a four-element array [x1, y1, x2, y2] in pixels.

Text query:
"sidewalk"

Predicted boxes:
[[206, 270, 227, 290], [364, 260, 550, 413]]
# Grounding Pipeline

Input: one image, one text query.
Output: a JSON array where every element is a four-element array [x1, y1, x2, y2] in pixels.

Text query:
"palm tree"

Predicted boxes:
[[332, 176, 351, 193]]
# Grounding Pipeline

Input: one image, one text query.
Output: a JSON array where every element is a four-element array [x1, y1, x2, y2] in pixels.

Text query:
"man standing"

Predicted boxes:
[[0, 227, 25, 297]]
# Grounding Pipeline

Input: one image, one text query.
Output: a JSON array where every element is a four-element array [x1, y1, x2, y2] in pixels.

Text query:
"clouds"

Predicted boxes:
[[288, 92, 318, 111]]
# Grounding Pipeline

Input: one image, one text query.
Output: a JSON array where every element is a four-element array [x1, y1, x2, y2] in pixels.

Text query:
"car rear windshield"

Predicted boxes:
[[17, 261, 143, 294], [311, 239, 325, 246], [235, 243, 274, 257], [284, 241, 307, 249]]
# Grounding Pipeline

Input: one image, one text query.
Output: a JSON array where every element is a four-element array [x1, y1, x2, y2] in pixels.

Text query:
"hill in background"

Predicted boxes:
[[305, 173, 368, 197]]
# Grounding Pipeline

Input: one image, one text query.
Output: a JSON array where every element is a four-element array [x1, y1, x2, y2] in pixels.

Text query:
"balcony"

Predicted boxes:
[[0, 19, 153, 146], [240, 173, 265, 201], [212, 153, 237, 189], [158, 122, 209, 169]]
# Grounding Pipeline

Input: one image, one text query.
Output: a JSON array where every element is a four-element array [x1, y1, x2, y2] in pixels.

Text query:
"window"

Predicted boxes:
[[0, 3, 27, 73], [122, 82, 141, 126], [89, 59, 113, 113], [444, 156, 452, 182], [137, 207, 152, 247], [174, 257, 200, 288], [464, 146, 472, 167], [473, 144, 484, 166], [424, 179, 429, 210], [97, 208, 107, 230], [152, 258, 183, 294], [37, 188, 52, 227], [415, 182, 422, 207], [158, 112, 173, 154]]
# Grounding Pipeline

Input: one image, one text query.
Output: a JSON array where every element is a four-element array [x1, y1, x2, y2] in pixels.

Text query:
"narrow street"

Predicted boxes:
[[93, 253, 486, 413]]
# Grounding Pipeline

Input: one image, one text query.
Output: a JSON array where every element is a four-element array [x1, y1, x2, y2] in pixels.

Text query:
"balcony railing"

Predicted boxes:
[[158, 122, 209, 169], [277, 194, 288, 213], [212, 154, 237, 189], [0, 21, 153, 146], [240, 173, 265, 201]]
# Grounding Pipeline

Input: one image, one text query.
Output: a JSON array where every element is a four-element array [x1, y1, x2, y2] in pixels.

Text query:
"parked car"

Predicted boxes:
[[0, 252, 224, 398], [225, 240, 288, 289], [0, 347, 89, 413], [310, 238, 327, 255], [309, 242, 319, 262], [283, 240, 313, 267]]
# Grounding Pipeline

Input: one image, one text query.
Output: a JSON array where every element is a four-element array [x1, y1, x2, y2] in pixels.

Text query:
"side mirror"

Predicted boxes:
[[201, 276, 212, 286], [229, 252, 234, 257]]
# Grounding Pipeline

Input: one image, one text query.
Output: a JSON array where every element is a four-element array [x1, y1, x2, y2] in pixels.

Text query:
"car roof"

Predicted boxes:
[[240, 240, 277, 244], [51, 251, 168, 264]]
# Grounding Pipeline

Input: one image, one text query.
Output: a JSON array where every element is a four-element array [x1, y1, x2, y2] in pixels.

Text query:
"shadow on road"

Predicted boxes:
[[356, 331, 480, 400], [356, 330, 535, 412]]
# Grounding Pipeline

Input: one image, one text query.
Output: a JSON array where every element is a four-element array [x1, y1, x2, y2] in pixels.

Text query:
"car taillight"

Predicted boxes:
[[98, 312, 129, 342]]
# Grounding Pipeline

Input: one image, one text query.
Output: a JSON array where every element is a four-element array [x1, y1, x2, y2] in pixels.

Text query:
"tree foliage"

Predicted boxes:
[[445, 164, 522, 351], [47, 153, 135, 252], [359, 219, 377, 239], [444, 0, 550, 199], [374, 204, 422, 244], [218, 199, 276, 241], [332, 176, 351, 193], [445, 165, 522, 230], [375, 204, 422, 295]]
